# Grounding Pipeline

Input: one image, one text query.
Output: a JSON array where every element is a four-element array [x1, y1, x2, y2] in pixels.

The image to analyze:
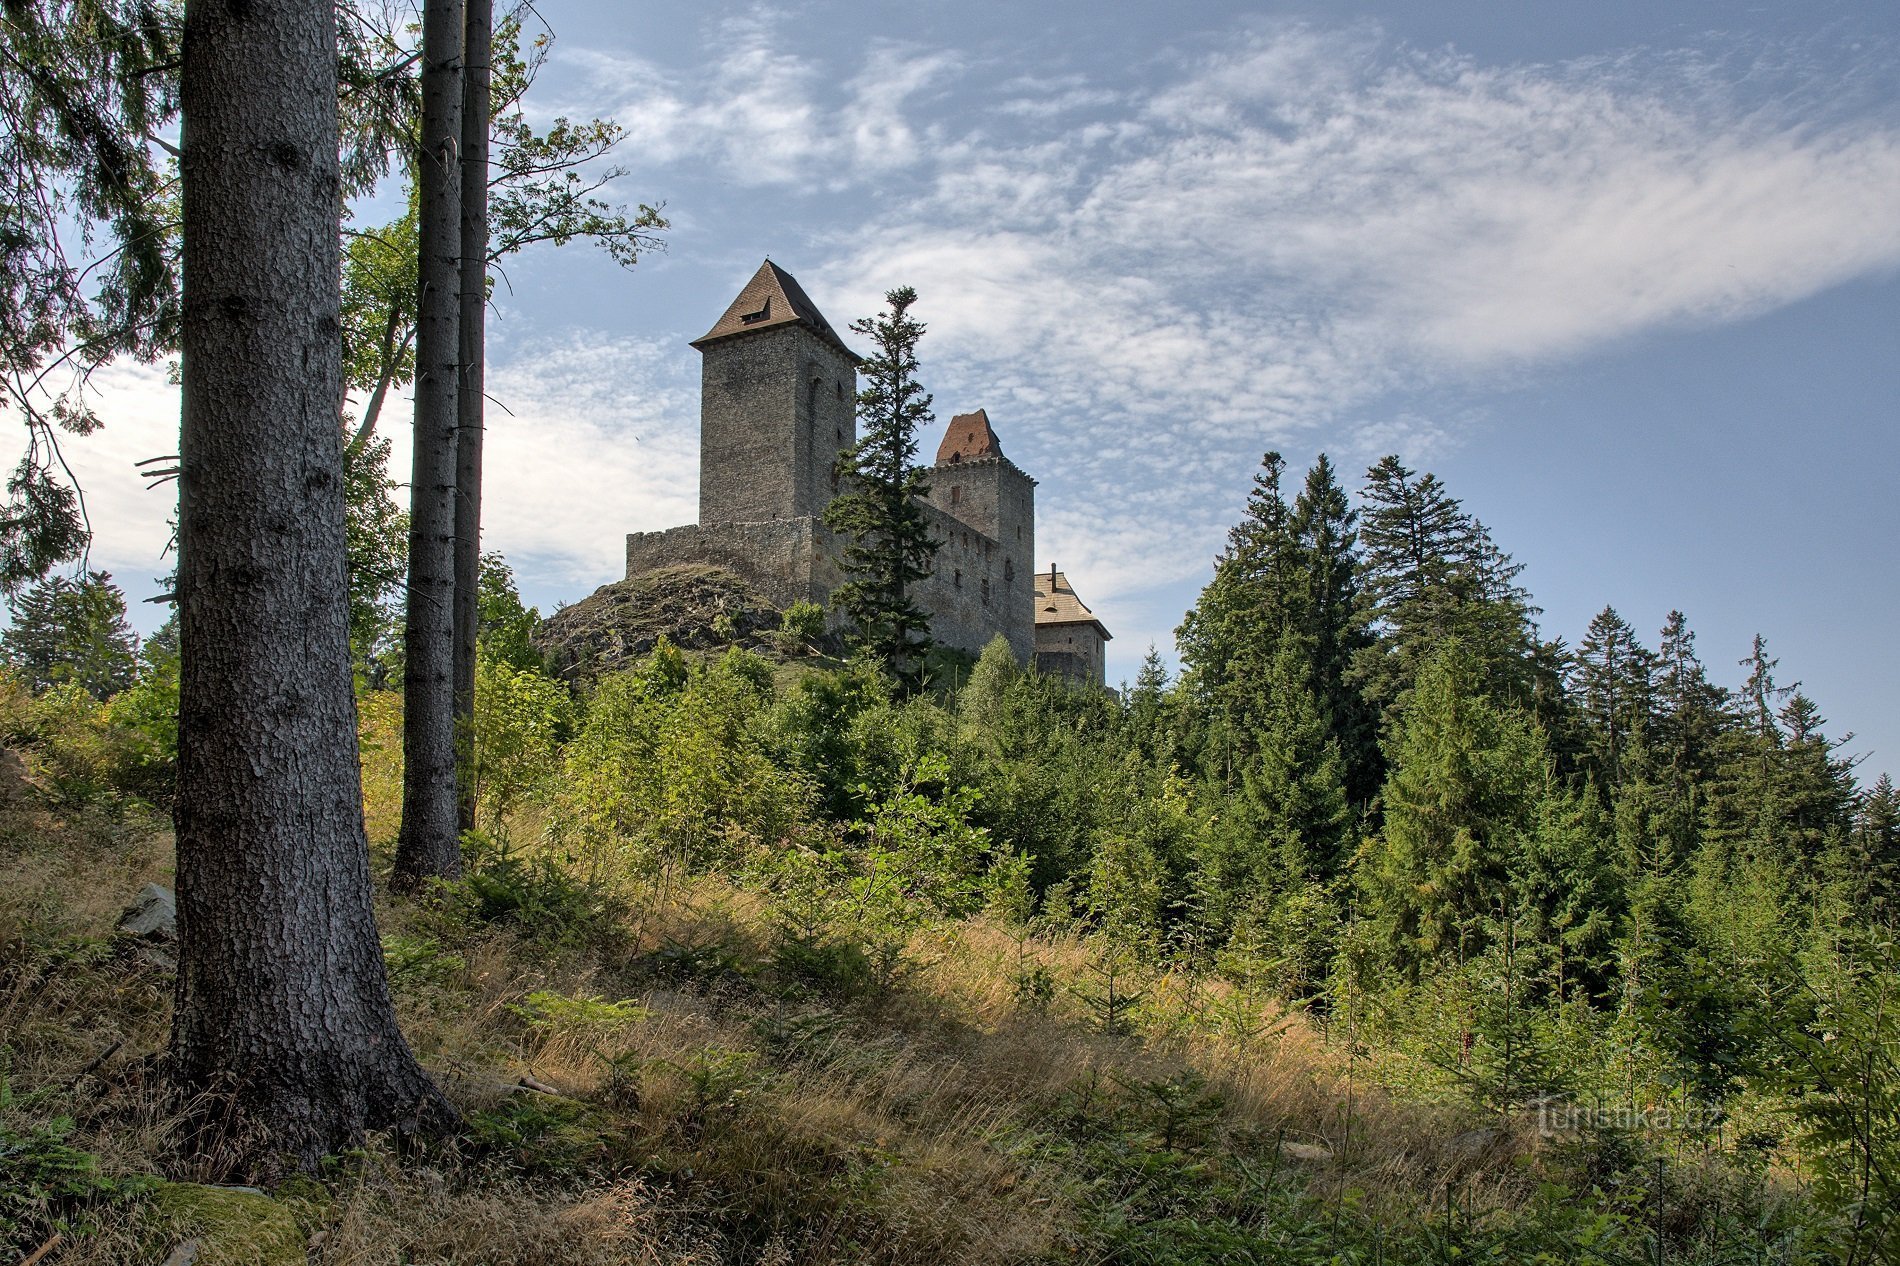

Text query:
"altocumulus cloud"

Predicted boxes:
[[564, 12, 1900, 600], [60, 15, 1900, 631]]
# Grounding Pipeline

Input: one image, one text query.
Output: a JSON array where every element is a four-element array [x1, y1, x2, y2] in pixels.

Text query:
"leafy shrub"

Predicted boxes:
[[773, 600, 825, 654], [430, 834, 622, 949], [471, 656, 572, 835]]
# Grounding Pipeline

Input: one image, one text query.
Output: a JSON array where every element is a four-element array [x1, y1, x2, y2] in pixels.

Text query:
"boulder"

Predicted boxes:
[[119, 883, 177, 940]]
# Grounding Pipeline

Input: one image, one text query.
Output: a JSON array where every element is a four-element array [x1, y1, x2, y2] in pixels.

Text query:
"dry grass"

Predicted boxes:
[[5, 783, 1724, 1265]]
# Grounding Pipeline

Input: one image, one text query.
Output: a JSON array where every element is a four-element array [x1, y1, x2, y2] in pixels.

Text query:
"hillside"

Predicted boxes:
[[0, 636, 1861, 1265]]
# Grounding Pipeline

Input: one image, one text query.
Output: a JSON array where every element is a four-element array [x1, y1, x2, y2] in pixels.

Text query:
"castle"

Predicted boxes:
[[624, 260, 1112, 684]]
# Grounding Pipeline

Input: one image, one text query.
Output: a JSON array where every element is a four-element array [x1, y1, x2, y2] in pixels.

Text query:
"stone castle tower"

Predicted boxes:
[[626, 260, 1093, 671]]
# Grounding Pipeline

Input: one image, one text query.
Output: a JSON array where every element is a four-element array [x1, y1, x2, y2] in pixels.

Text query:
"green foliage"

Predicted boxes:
[[509, 989, 649, 1040], [342, 433, 407, 677], [0, 0, 181, 590], [558, 644, 812, 873], [1, 570, 139, 698], [435, 834, 622, 949], [476, 552, 546, 674], [825, 286, 939, 684], [1358, 640, 1546, 972], [471, 654, 570, 833], [774, 600, 826, 655], [1788, 933, 1900, 1263], [760, 756, 997, 997], [0, 1068, 154, 1252]]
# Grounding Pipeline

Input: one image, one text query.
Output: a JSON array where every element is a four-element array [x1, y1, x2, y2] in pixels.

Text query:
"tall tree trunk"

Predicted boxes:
[[173, 0, 453, 1170], [452, 0, 492, 835], [395, 0, 466, 886]]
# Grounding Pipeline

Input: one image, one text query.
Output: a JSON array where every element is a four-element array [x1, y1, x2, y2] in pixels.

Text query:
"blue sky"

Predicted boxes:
[[70, 0, 1900, 777]]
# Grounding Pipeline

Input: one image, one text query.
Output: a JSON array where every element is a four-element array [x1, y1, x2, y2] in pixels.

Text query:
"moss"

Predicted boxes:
[[150, 1182, 304, 1266]]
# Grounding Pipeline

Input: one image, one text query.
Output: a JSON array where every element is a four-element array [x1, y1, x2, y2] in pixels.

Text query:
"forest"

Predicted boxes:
[[3, 442, 1896, 1263], [3, 0, 1896, 1262]]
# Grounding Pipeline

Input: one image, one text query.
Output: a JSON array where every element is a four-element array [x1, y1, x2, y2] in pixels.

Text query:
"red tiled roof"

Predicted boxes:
[[936, 409, 1004, 465]]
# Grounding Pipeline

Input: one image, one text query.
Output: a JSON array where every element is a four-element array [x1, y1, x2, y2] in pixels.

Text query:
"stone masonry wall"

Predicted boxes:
[[625, 519, 834, 614], [914, 501, 1033, 661], [698, 325, 857, 525]]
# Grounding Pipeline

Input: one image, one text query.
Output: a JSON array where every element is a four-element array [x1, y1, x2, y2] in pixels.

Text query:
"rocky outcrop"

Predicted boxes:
[[532, 564, 788, 685]]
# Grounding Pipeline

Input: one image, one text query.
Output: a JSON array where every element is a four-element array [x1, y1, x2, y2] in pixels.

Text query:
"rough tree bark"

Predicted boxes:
[[452, 0, 492, 835], [173, 0, 453, 1169], [395, 0, 466, 886]]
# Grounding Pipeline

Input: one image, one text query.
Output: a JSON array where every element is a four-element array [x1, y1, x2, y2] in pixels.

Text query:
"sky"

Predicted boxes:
[[58, 0, 1900, 780]]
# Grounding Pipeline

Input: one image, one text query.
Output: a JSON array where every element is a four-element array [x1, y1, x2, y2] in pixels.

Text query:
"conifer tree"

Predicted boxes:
[[1176, 451, 1299, 740], [1356, 640, 1545, 974], [1572, 606, 1655, 795], [1353, 456, 1537, 731], [1842, 775, 1900, 924], [1, 569, 140, 698], [825, 286, 938, 685], [1652, 611, 1729, 796], [1288, 454, 1381, 806]]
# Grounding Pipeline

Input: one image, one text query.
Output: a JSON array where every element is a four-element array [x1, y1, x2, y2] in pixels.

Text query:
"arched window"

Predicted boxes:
[[981, 577, 990, 605], [1004, 559, 1014, 583], [950, 485, 963, 505]]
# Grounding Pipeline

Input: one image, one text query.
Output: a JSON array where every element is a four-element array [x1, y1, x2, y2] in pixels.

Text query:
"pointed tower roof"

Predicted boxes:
[[935, 409, 1005, 465], [690, 259, 858, 359]]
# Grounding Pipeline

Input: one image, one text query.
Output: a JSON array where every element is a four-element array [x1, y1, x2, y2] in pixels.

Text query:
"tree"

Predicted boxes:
[[342, 430, 406, 675], [825, 285, 938, 684], [1176, 452, 1300, 736], [1353, 456, 1537, 729], [0, 0, 181, 589], [1843, 775, 1900, 924], [1357, 640, 1545, 974], [452, 0, 493, 834], [1, 569, 140, 697], [172, 0, 450, 1168], [394, 0, 465, 887], [1571, 606, 1654, 795], [1289, 453, 1380, 807]]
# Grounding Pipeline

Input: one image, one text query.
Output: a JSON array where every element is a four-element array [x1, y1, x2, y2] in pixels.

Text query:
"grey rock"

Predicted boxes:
[[119, 883, 177, 940]]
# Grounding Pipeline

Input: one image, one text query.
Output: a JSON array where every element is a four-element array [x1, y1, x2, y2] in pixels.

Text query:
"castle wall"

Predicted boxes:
[[922, 457, 1035, 662], [913, 502, 1033, 662], [1035, 623, 1107, 686], [699, 325, 857, 525], [625, 519, 837, 613]]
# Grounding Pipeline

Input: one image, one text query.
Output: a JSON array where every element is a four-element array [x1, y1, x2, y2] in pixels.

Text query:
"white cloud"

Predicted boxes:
[[45, 16, 1900, 657], [783, 25, 1900, 614], [55, 331, 699, 628]]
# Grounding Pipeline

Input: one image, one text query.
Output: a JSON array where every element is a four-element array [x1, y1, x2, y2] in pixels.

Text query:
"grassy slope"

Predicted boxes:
[[1, 739, 1827, 1265]]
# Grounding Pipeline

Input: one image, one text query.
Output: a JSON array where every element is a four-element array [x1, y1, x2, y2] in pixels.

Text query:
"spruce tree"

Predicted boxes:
[[1288, 454, 1381, 807], [1176, 451, 1299, 742], [1843, 775, 1900, 924], [1356, 639, 1545, 974], [1, 569, 140, 698], [1353, 456, 1537, 732], [825, 286, 939, 685], [1572, 606, 1655, 795]]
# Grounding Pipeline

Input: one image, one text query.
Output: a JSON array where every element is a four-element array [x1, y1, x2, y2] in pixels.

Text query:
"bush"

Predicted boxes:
[[774, 600, 825, 654]]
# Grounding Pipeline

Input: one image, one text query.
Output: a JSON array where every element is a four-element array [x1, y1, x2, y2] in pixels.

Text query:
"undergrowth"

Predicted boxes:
[[2, 811, 1839, 1263]]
